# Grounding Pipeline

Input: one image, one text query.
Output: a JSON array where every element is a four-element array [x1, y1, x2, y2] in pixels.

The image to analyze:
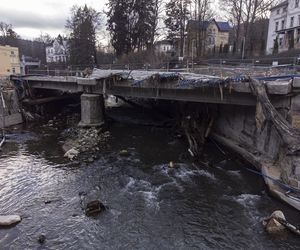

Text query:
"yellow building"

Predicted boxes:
[[0, 45, 21, 77], [186, 19, 231, 57]]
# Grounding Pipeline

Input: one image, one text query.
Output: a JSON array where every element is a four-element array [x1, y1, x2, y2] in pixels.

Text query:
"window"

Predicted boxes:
[[11, 51, 14, 55], [296, 0, 299, 8], [279, 38, 283, 46], [282, 20, 285, 30], [283, 7, 287, 12], [298, 15, 300, 25], [12, 68, 15, 73], [277, 9, 280, 14], [275, 21, 279, 31], [291, 16, 294, 27]]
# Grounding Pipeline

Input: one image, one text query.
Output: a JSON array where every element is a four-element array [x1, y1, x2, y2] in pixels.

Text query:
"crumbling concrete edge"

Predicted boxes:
[[211, 133, 300, 211]]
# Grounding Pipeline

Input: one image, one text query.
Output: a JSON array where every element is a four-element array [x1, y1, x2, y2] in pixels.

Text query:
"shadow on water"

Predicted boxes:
[[0, 106, 299, 249]]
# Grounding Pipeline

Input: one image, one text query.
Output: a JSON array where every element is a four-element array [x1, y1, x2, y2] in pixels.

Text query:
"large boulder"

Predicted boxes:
[[64, 148, 79, 160], [263, 210, 287, 235], [0, 215, 22, 226]]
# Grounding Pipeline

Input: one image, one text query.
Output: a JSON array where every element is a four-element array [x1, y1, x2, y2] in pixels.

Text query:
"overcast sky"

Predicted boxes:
[[2, 0, 223, 43], [1, 0, 108, 40]]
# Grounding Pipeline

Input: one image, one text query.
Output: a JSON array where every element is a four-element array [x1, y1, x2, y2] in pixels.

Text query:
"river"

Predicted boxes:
[[0, 106, 299, 249]]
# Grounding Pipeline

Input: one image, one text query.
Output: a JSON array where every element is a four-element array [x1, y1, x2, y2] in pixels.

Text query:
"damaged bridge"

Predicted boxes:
[[19, 70, 294, 124], [14, 69, 300, 211]]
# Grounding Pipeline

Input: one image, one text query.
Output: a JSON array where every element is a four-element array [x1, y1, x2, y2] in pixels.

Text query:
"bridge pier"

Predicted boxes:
[[79, 93, 105, 127]]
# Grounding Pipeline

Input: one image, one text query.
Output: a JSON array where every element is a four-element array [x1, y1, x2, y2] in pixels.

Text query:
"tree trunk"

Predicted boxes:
[[250, 78, 300, 154]]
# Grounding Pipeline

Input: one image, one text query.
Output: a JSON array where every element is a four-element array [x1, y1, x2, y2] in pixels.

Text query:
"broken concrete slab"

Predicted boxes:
[[231, 80, 292, 95], [293, 77, 300, 88], [266, 80, 292, 95]]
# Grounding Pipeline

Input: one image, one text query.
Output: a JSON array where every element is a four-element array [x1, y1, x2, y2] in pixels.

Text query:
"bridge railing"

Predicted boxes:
[[27, 56, 300, 78], [27, 69, 85, 77]]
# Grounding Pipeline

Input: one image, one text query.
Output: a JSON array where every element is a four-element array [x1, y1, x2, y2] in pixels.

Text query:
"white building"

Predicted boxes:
[[266, 0, 300, 54], [46, 37, 68, 63], [155, 40, 174, 54]]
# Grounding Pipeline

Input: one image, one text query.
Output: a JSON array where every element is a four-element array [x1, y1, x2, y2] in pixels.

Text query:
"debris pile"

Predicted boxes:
[[63, 127, 110, 162]]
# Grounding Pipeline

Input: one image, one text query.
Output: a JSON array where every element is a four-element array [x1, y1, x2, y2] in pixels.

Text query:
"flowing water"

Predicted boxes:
[[0, 108, 299, 249]]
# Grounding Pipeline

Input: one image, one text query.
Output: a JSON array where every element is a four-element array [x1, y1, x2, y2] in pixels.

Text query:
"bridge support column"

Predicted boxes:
[[79, 94, 105, 127]]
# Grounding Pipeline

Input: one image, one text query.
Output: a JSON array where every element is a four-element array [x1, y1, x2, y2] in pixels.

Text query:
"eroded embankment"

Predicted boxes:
[[178, 79, 300, 211]]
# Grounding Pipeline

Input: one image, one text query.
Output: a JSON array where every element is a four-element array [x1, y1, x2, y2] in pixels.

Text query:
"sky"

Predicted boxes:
[[0, 0, 108, 40], [1, 0, 222, 43]]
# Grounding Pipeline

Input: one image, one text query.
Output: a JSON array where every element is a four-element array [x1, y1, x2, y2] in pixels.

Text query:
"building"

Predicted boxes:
[[185, 19, 231, 57], [155, 40, 175, 55], [0, 45, 21, 77], [46, 36, 68, 64], [266, 0, 300, 54]]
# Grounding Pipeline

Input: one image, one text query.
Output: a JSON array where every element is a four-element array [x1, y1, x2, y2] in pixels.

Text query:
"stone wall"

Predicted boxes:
[[213, 84, 300, 192], [0, 88, 23, 127], [214, 105, 282, 162]]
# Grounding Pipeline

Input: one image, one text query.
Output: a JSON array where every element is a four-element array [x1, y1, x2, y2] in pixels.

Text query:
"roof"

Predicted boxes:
[[215, 21, 231, 32], [188, 19, 231, 32], [155, 40, 173, 46], [270, 1, 288, 11], [187, 20, 209, 30]]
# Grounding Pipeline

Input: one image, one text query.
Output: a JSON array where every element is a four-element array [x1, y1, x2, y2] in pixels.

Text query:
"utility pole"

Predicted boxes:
[[242, 36, 246, 60]]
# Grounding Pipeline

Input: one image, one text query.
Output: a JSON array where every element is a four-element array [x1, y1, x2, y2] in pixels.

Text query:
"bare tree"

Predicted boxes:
[[0, 21, 19, 46], [34, 33, 53, 44], [221, 0, 279, 56]]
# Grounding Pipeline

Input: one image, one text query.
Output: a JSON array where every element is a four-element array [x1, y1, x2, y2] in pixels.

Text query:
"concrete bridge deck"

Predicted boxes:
[[19, 69, 296, 108]]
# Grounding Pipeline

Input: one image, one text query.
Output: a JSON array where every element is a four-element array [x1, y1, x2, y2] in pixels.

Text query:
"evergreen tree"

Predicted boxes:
[[107, 0, 159, 57], [165, 0, 190, 57], [107, 0, 132, 56], [66, 5, 101, 66]]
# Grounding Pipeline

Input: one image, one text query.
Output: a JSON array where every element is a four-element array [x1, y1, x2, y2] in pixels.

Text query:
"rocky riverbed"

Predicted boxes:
[[62, 126, 111, 162]]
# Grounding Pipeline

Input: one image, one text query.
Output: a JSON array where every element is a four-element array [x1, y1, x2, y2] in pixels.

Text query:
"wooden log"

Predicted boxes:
[[250, 78, 300, 154]]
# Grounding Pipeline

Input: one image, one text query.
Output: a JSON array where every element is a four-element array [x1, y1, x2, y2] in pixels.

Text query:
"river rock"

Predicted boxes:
[[38, 235, 46, 244], [169, 161, 175, 168], [88, 157, 94, 163], [0, 215, 22, 226], [263, 210, 287, 235], [120, 150, 130, 157], [85, 200, 106, 217], [64, 148, 79, 160]]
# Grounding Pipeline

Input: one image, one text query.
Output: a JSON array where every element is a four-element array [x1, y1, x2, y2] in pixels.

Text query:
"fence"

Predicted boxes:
[[27, 56, 300, 78]]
